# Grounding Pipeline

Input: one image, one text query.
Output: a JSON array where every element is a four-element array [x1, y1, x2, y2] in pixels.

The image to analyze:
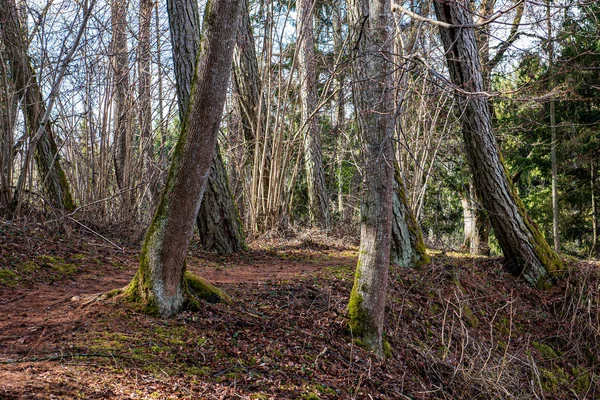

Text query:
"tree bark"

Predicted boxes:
[[0, 0, 75, 212], [434, 0, 562, 286], [391, 165, 430, 268], [110, 0, 132, 192], [167, 0, 246, 253], [347, 0, 394, 357], [138, 0, 156, 208], [127, 0, 242, 316], [297, 0, 330, 229]]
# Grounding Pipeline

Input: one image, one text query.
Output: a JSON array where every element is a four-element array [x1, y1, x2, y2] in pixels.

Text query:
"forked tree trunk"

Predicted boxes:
[[167, 0, 246, 253], [127, 0, 242, 316], [0, 0, 75, 212], [297, 0, 330, 229], [347, 0, 394, 357], [391, 165, 430, 268], [434, 0, 562, 286]]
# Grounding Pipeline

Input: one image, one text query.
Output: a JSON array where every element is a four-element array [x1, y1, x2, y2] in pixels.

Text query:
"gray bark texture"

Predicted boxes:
[[347, 0, 394, 356], [0, 0, 75, 212], [132, 0, 242, 316], [138, 0, 156, 206], [434, 0, 562, 286], [297, 0, 330, 229], [111, 0, 132, 192], [233, 0, 263, 145], [391, 166, 430, 268], [168, 0, 246, 253]]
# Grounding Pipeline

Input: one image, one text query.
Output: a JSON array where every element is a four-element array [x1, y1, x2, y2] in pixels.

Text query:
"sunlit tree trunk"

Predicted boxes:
[[0, 0, 75, 212], [297, 0, 330, 229], [347, 0, 394, 356], [167, 0, 245, 253], [126, 0, 242, 316], [434, 0, 562, 286]]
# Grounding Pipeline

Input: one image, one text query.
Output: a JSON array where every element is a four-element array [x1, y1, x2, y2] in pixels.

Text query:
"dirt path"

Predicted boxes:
[[0, 240, 355, 359]]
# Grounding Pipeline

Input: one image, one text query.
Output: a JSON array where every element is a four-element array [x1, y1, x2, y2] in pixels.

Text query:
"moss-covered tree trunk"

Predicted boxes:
[[167, 0, 246, 253], [297, 0, 330, 229], [391, 165, 430, 268], [434, 0, 562, 286], [347, 0, 394, 357], [127, 0, 242, 316], [0, 0, 75, 212]]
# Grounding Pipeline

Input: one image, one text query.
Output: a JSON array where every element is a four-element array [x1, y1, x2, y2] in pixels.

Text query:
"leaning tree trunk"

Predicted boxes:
[[167, 0, 246, 253], [391, 165, 430, 268], [0, 0, 75, 212], [126, 0, 242, 316], [297, 0, 330, 229], [347, 0, 394, 357], [434, 0, 562, 286]]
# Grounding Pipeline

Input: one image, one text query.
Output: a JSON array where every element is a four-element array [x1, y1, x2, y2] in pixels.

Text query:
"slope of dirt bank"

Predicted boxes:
[[1, 225, 599, 399]]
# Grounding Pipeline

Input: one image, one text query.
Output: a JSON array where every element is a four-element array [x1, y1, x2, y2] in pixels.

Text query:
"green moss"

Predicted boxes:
[[462, 305, 480, 328], [72, 254, 87, 260], [37, 255, 77, 275], [184, 271, 231, 307], [499, 154, 563, 283], [382, 341, 393, 358], [0, 269, 19, 286], [571, 367, 591, 394], [347, 270, 368, 337], [301, 394, 321, 400], [532, 341, 560, 359], [540, 367, 567, 393], [18, 261, 40, 274]]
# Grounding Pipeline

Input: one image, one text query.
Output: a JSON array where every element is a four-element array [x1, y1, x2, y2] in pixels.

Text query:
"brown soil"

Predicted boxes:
[[1, 226, 599, 399]]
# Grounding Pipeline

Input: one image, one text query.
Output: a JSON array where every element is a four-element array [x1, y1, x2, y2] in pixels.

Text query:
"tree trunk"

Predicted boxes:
[[391, 165, 430, 268], [167, 0, 246, 253], [138, 0, 156, 209], [297, 0, 330, 229], [0, 49, 17, 209], [591, 162, 598, 257], [434, 0, 562, 286], [547, 0, 560, 253], [461, 181, 490, 255], [0, 0, 75, 212], [110, 0, 132, 193], [347, 0, 394, 357], [127, 0, 242, 316]]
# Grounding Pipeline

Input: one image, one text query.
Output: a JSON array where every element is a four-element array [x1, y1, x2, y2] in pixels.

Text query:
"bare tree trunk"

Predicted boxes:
[[126, 0, 242, 316], [0, 49, 17, 210], [591, 162, 598, 257], [347, 0, 394, 357], [297, 0, 330, 229], [391, 164, 430, 268], [138, 0, 156, 208], [434, 0, 562, 286], [547, 0, 560, 253], [110, 0, 132, 193], [0, 0, 75, 212], [167, 0, 246, 253]]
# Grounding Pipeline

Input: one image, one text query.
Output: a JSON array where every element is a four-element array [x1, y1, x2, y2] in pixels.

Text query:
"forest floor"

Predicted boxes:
[[0, 222, 599, 399]]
